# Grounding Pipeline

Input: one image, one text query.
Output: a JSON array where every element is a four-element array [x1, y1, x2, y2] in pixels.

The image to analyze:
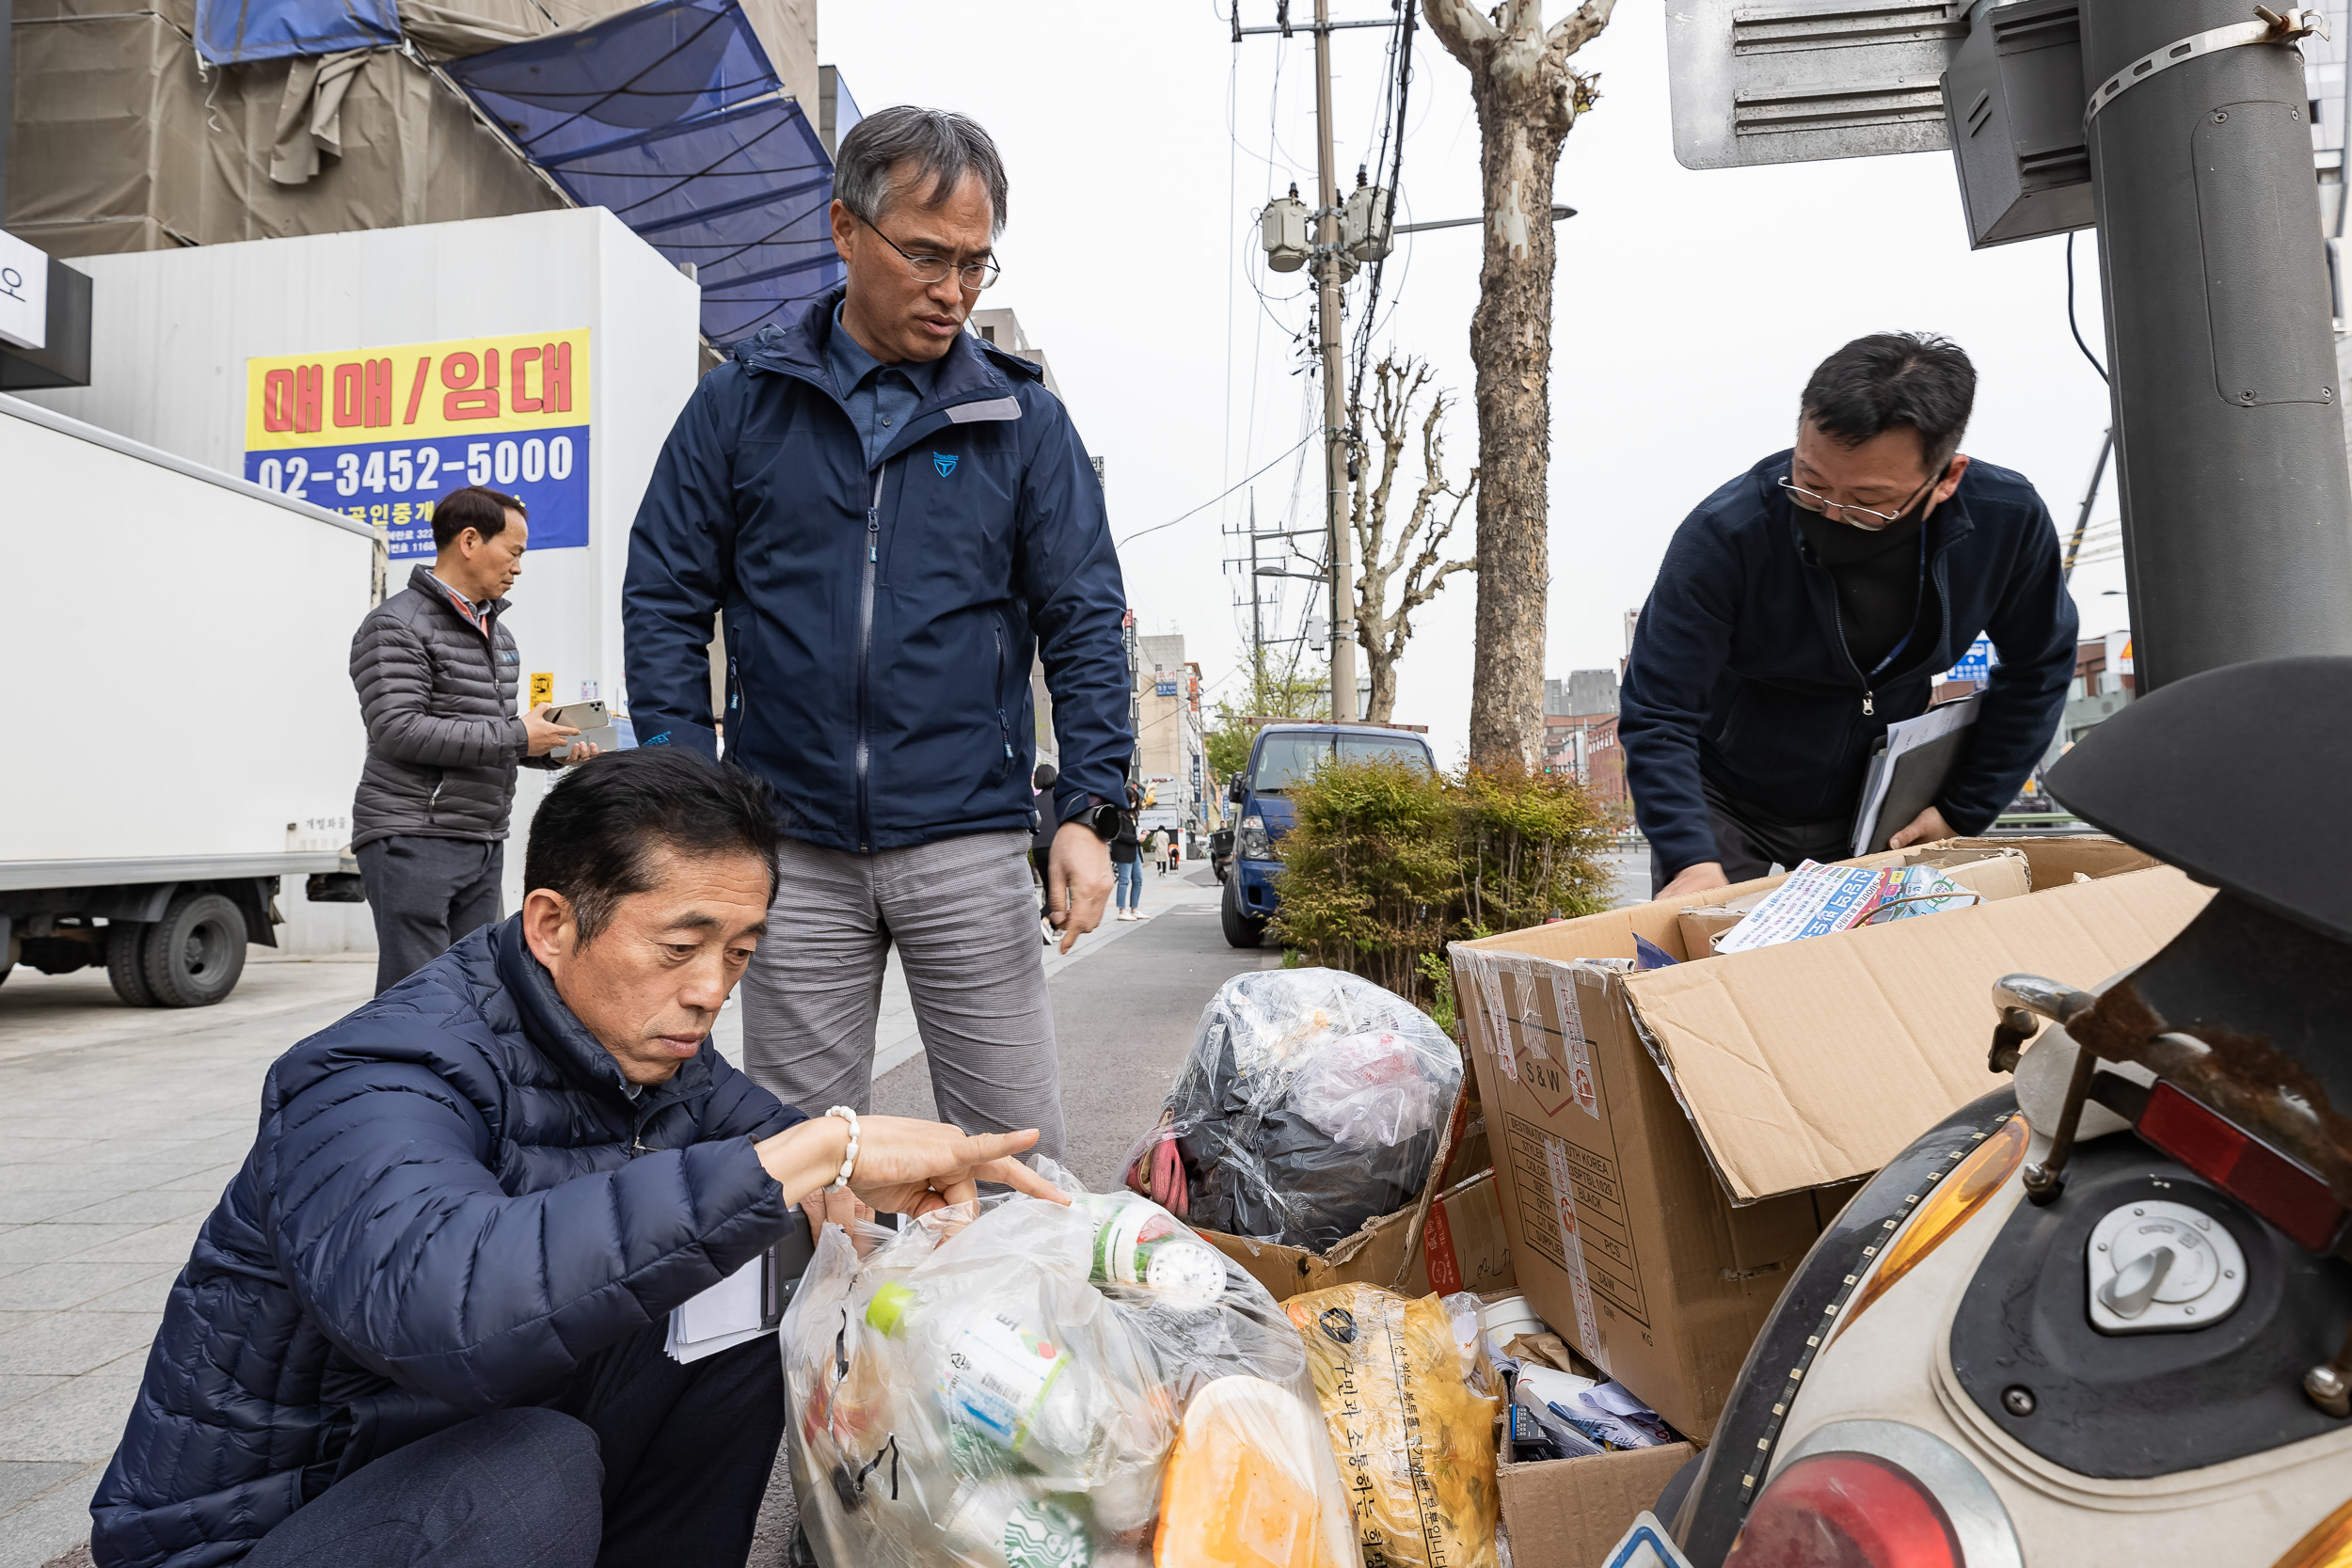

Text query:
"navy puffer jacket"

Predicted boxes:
[[89, 919, 800, 1568]]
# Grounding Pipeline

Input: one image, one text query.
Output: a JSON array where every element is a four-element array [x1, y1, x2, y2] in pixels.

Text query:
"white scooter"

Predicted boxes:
[[1652, 655, 2352, 1568]]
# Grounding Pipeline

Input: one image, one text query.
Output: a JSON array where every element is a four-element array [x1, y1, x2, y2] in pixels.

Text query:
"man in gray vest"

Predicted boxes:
[[349, 485, 597, 993]]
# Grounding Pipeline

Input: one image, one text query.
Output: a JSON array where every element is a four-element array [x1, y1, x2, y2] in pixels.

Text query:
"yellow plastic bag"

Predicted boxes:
[[1283, 1285, 1500, 1568]]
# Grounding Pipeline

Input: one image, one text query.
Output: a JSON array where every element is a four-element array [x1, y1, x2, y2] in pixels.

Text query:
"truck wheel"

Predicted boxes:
[[106, 924, 159, 1007], [1221, 877, 1267, 949], [140, 893, 247, 1007]]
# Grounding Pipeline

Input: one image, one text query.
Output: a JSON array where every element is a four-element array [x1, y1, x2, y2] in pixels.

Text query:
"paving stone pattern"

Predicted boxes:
[[0, 956, 379, 1568]]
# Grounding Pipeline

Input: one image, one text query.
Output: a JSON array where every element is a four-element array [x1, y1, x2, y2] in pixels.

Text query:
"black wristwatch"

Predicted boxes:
[[1080, 801, 1122, 842]]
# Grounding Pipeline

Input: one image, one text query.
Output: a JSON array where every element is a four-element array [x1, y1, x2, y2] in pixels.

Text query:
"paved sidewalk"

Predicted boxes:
[[0, 953, 377, 1568]]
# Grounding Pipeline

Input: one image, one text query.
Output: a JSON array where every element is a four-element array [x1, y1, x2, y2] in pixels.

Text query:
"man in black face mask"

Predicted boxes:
[[1620, 332, 2078, 899]]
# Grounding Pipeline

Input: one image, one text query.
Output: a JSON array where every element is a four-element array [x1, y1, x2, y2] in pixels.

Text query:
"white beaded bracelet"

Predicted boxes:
[[823, 1106, 861, 1193]]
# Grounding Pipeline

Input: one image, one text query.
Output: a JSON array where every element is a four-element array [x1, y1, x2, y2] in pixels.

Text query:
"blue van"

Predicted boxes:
[[1220, 721, 1439, 947]]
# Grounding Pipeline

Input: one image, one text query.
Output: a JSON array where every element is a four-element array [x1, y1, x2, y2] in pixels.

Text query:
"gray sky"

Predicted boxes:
[[822, 2, 2127, 764]]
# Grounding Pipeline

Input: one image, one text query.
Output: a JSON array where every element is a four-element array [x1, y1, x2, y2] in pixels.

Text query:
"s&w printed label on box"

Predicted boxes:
[[245, 329, 591, 560]]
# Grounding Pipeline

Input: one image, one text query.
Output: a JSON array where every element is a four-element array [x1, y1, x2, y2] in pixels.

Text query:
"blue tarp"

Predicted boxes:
[[445, 0, 843, 345], [196, 0, 400, 65]]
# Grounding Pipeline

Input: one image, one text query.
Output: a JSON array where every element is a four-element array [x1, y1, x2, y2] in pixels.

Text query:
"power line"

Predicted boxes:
[[1117, 431, 1320, 546]]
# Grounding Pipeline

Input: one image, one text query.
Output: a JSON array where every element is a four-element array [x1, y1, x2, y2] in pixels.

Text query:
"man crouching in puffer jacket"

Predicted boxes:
[[87, 747, 1065, 1568]]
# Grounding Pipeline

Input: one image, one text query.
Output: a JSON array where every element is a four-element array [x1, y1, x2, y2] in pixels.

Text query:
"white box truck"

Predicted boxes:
[[1, 392, 373, 1006]]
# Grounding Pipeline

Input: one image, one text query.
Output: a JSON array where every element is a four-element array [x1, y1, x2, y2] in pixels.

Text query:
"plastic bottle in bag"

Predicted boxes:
[[866, 1282, 1095, 1465], [937, 1480, 1095, 1568], [1076, 1192, 1227, 1308]]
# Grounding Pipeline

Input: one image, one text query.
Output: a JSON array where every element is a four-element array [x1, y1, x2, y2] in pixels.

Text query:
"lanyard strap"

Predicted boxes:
[[1865, 525, 1930, 681]]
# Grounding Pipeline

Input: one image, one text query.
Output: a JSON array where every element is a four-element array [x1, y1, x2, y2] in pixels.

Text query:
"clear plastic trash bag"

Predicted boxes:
[[782, 1170, 1363, 1568], [1128, 969, 1463, 1252]]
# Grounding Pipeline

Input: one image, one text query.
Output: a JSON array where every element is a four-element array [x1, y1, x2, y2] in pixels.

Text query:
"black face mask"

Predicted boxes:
[[1794, 491, 1929, 569]]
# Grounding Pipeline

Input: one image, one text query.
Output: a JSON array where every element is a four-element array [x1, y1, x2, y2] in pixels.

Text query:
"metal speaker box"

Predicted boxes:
[[1944, 0, 2093, 248]]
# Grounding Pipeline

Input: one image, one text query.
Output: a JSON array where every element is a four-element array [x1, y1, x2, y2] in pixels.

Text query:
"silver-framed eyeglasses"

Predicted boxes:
[[1778, 472, 1936, 529], [858, 214, 1001, 293]]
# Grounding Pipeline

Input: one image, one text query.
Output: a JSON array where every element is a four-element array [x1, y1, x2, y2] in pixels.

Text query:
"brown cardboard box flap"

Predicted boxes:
[[1623, 863, 2212, 1201], [1201, 1166, 1514, 1303]]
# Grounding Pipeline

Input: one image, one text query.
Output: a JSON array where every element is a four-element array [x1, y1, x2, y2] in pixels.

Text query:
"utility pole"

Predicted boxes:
[[1312, 0, 1358, 723], [1248, 494, 1265, 658], [1234, 2, 1394, 722], [2082, 0, 2352, 687]]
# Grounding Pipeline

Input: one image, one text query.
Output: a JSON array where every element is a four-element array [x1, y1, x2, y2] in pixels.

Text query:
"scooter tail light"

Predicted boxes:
[[2268, 1496, 2352, 1568], [1723, 1452, 1961, 1568], [2137, 1083, 2348, 1254]]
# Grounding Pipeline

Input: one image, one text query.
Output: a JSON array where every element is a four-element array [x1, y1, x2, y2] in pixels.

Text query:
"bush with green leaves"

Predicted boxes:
[[1268, 757, 1613, 1010]]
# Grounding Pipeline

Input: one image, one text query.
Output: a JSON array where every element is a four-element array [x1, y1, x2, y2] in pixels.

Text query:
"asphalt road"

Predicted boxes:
[[870, 866, 1280, 1191]]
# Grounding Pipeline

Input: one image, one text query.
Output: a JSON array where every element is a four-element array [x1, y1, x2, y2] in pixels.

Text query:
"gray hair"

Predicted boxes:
[[834, 106, 1009, 237]]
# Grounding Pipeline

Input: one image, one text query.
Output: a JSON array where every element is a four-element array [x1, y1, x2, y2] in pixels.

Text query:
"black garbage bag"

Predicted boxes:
[[1132, 969, 1462, 1254]]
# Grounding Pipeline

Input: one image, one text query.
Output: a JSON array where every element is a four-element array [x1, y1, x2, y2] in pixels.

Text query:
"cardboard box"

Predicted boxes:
[[1495, 1435, 1696, 1568], [1203, 1167, 1514, 1303], [1198, 1081, 1515, 1303], [1450, 837, 2206, 1439]]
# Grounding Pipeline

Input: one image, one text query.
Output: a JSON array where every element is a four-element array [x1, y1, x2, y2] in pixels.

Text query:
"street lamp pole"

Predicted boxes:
[[2082, 0, 2352, 688]]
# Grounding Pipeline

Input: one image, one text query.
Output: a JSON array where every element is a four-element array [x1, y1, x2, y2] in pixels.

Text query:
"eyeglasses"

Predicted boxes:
[[857, 214, 1001, 293], [1778, 470, 1938, 530]]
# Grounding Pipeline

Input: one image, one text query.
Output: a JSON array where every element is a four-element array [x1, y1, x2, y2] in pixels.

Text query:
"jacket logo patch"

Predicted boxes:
[[933, 451, 959, 478]]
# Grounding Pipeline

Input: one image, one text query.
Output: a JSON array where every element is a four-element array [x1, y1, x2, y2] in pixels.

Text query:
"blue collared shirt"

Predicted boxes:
[[826, 305, 941, 468]]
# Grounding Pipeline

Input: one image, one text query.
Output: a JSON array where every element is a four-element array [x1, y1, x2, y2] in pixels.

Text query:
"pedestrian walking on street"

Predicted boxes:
[[1168, 835, 1182, 874], [1621, 333, 2075, 899], [348, 486, 597, 996], [624, 106, 1130, 1164], [1113, 785, 1145, 921], [1152, 828, 1170, 876]]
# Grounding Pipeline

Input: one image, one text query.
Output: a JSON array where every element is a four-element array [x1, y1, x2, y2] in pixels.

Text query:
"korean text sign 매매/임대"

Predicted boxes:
[[244, 329, 592, 559]]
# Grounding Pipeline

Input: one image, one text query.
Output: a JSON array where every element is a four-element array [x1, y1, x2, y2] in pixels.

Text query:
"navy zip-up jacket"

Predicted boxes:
[[622, 289, 1132, 851], [1619, 450, 2077, 879], [90, 920, 798, 1568]]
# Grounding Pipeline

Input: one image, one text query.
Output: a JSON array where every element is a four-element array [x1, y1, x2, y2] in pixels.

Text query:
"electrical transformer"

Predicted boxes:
[[1261, 186, 1310, 273]]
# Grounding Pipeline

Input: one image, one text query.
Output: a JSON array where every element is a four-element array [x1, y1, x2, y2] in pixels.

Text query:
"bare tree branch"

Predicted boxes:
[[1422, 0, 1501, 56], [1545, 0, 1617, 55], [1349, 355, 1479, 724]]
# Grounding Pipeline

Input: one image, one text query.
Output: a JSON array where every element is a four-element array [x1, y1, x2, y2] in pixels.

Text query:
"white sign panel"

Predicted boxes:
[[0, 231, 49, 353]]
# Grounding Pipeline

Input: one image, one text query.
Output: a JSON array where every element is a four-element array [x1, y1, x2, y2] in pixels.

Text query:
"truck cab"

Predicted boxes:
[[1220, 721, 1438, 947]]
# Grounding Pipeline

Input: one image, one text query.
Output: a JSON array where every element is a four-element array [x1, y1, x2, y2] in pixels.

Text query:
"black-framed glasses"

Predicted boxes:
[[1778, 469, 1938, 529], [856, 214, 1000, 293]]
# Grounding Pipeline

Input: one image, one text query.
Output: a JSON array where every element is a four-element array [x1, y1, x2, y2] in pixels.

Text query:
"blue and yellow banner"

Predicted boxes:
[[244, 329, 592, 560]]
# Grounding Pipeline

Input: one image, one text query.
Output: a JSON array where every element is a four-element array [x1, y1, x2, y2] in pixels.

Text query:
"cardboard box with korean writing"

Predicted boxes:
[[1450, 836, 2209, 1440]]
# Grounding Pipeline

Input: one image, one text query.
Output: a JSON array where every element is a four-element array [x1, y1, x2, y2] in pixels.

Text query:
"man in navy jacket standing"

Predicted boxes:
[[1620, 333, 2077, 899], [624, 107, 1130, 1164]]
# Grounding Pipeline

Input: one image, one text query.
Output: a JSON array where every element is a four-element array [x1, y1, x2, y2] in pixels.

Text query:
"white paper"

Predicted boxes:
[[1851, 693, 1982, 857], [1712, 861, 1885, 955], [666, 1256, 767, 1364]]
